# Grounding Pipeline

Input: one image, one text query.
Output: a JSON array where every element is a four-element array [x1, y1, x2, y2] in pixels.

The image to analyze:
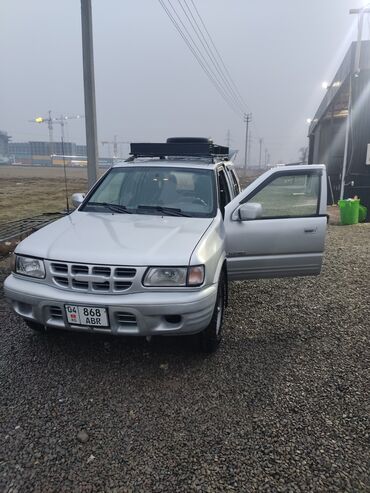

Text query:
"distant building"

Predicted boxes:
[[7, 138, 111, 167], [8, 140, 87, 166], [308, 41, 370, 215], [76, 144, 87, 156], [29, 141, 76, 165], [0, 131, 10, 163], [8, 142, 32, 163]]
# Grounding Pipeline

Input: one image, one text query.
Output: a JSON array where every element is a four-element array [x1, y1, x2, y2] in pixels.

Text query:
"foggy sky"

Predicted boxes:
[[0, 0, 368, 164]]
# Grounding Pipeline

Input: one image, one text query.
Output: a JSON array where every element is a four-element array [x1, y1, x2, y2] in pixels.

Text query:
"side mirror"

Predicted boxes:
[[238, 202, 262, 221], [72, 193, 85, 208]]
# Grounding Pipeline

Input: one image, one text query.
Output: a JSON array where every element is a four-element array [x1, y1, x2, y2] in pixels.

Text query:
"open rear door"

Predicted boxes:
[[224, 165, 327, 280]]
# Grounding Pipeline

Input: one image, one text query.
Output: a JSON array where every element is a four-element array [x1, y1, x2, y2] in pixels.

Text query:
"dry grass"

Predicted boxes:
[[0, 166, 105, 223]]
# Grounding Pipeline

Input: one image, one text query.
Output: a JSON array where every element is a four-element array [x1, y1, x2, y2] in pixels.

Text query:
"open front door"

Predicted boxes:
[[224, 165, 327, 280]]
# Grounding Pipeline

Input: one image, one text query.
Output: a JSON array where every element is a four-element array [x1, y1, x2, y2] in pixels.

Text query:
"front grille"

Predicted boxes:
[[71, 265, 88, 275], [92, 266, 111, 277], [115, 268, 136, 278], [72, 279, 89, 290], [92, 281, 110, 291], [51, 263, 68, 274], [55, 276, 69, 288], [48, 261, 138, 294]]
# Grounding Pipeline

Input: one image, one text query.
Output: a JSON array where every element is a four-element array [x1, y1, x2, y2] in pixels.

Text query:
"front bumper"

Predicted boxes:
[[4, 274, 217, 336]]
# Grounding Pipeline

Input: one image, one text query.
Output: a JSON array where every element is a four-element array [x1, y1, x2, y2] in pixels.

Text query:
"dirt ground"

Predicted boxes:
[[0, 224, 369, 492], [0, 166, 105, 223]]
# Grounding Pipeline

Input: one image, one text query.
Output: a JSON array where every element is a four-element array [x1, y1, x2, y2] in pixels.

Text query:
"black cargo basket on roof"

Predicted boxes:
[[130, 139, 229, 159]]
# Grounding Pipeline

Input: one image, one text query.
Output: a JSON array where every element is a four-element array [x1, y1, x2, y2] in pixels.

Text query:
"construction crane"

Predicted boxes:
[[30, 111, 84, 154], [101, 135, 130, 159]]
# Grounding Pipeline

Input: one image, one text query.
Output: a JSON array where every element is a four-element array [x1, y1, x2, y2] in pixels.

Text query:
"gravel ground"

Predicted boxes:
[[0, 224, 369, 492]]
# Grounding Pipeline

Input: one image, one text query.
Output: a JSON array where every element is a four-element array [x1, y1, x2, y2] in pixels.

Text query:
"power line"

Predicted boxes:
[[167, 0, 244, 116], [157, 0, 244, 117], [158, 0, 268, 161], [179, 0, 246, 112], [183, 0, 268, 156], [188, 0, 249, 111]]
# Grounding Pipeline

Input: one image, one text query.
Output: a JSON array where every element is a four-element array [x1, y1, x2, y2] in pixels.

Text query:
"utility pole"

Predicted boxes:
[[264, 147, 269, 167], [243, 113, 252, 174], [340, 5, 370, 199], [259, 138, 263, 168], [226, 129, 231, 148], [81, 0, 99, 189]]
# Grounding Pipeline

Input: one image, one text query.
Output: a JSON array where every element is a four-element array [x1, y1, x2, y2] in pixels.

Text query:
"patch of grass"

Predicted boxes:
[[0, 166, 104, 223]]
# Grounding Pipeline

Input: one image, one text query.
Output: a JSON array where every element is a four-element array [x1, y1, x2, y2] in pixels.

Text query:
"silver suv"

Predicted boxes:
[[4, 139, 327, 352]]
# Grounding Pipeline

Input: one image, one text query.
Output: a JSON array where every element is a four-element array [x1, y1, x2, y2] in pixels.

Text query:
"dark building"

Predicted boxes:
[[308, 41, 370, 214]]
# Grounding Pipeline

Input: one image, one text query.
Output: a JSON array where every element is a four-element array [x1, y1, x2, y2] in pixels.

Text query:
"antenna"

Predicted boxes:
[[59, 121, 70, 214], [61, 136, 70, 213]]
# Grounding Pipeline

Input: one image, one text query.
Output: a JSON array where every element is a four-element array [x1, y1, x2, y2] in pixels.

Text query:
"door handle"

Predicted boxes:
[[304, 227, 317, 233]]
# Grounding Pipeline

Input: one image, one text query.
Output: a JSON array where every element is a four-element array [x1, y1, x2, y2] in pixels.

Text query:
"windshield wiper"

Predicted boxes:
[[87, 202, 132, 214], [137, 205, 190, 217]]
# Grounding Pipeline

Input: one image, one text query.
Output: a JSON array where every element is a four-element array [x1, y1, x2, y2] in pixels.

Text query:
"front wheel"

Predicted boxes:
[[199, 272, 226, 353]]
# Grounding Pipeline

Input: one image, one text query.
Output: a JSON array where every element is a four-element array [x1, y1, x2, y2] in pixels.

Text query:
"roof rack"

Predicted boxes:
[[129, 138, 229, 161]]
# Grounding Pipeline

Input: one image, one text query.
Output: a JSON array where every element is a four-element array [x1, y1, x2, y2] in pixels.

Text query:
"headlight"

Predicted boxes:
[[15, 255, 45, 279], [143, 265, 205, 287]]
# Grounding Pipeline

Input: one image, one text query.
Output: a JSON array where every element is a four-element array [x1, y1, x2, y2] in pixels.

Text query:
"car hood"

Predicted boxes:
[[16, 211, 214, 265]]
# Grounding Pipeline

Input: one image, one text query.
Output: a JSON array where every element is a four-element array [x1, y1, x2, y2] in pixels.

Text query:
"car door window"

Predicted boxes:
[[228, 169, 240, 196], [218, 169, 231, 216], [243, 172, 320, 218]]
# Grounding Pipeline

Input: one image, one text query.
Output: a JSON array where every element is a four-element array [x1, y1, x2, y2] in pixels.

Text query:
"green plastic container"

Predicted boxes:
[[358, 204, 368, 223], [338, 199, 360, 225]]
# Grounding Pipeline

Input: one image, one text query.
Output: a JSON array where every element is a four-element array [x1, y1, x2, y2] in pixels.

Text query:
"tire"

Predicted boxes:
[[25, 320, 46, 333], [199, 272, 226, 353]]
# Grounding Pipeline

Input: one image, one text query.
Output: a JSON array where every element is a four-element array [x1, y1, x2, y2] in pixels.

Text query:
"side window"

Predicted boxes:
[[218, 169, 231, 216], [245, 172, 320, 218], [229, 169, 240, 196]]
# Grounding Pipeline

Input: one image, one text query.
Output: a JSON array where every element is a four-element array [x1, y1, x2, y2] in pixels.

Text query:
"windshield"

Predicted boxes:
[[81, 166, 216, 218]]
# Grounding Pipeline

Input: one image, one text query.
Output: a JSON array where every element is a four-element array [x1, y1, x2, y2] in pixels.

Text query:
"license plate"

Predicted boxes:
[[65, 305, 109, 327]]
